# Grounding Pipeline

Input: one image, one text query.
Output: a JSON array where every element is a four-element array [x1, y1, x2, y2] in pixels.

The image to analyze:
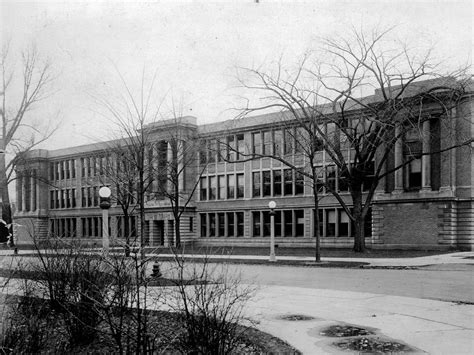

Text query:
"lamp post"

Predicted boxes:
[[99, 186, 111, 255], [268, 200, 276, 262]]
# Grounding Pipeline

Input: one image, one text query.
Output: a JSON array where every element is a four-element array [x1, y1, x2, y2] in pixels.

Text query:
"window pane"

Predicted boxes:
[[273, 130, 282, 155], [326, 166, 336, 192], [295, 169, 304, 195], [237, 134, 245, 160], [236, 212, 244, 236], [227, 175, 235, 198], [262, 131, 272, 155], [200, 214, 207, 237], [252, 172, 261, 197], [284, 210, 293, 237], [209, 214, 216, 236], [252, 211, 261, 237], [273, 170, 282, 196], [263, 171, 271, 196], [274, 210, 282, 237], [326, 210, 336, 236], [218, 175, 226, 199], [339, 210, 349, 237], [284, 169, 293, 195], [218, 213, 225, 237], [252, 132, 262, 155], [295, 210, 304, 237], [263, 211, 271, 236], [227, 212, 234, 237], [209, 176, 216, 200], [237, 173, 244, 198]]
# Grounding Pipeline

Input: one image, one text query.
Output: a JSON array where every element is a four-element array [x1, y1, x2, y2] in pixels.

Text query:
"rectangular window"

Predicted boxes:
[[227, 212, 234, 237], [295, 169, 304, 195], [218, 213, 225, 237], [189, 217, 193, 232], [318, 209, 324, 237], [81, 158, 85, 177], [404, 138, 422, 191], [200, 140, 208, 165], [227, 174, 235, 199], [283, 128, 293, 155], [50, 163, 55, 180], [362, 161, 375, 192], [237, 134, 245, 160], [252, 172, 261, 197], [295, 127, 304, 153], [236, 212, 244, 237], [200, 214, 207, 237], [60, 190, 65, 208], [208, 140, 216, 163], [71, 189, 76, 208], [284, 169, 293, 195], [71, 159, 76, 178], [218, 175, 226, 199], [273, 170, 282, 196], [252, 132, 262, 156], [217, 140, 226, 162], [339, 210, 350, 237], [66, 189, 70, 208], [87, 187, 92, 206], [262, 171, 271, 196], [315, 166, 325, 193], [273, 129, 282, 156], [209, 176, 217, 200], [275, 210, 282, 237], [50, 191, 55, 209], [338, 167, 350, 192], [263, 211, 271, 237], [252, 211, 261, 237], [209, 213, 216, 237], [66, 160, 70, 179], [326, 209, 336, 237], [236, 173, 244, 198], [284, 210, 293, 237], [227, 135, 235, 161], [93, 186, 98, 206], [326, 166, 336, 192], [87, 157, 92, 176], [262, 131, 272, 155], [61, 161, 65, 180], [200, 177, 207, 201], [295, 210, 304, 237]]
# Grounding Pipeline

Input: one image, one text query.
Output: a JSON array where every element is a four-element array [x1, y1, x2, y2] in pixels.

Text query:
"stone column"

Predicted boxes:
[[163, 220, 169, 247], [422, 120, 431, 191], [21, 174, 27, 211], [393, 126, 404, 192], [167, 141, 173, 193], [17, 174, 23, 212]]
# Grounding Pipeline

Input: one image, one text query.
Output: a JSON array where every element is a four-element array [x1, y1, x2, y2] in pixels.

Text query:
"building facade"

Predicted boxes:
[[13, 86, 474, 250]]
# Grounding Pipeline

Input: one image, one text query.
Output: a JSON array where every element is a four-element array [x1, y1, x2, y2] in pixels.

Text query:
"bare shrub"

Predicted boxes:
[[164, 254, 257, 354]]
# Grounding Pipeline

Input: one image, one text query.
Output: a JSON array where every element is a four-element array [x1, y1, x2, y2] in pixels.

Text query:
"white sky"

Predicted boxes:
[[1, 0, 472, 149]]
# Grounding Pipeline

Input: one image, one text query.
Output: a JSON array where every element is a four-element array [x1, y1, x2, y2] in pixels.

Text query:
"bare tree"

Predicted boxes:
[[238, 27, 471, 253], [0, 43, 56, 223]]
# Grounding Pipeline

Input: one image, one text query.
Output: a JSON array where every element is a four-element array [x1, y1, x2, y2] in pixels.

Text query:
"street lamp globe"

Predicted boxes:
[[268, 200, 276, 210], [99, 186, 111, 198]]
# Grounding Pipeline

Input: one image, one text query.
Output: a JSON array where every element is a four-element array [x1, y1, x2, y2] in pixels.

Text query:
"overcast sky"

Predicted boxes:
[[1, 0, 472, 150]]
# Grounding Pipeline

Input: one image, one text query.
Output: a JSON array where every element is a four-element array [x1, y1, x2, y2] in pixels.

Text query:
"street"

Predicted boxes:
[[231, 263, 474, 303]]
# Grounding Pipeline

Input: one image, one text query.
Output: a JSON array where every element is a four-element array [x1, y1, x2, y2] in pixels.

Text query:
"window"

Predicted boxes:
[[339, 210, 350, 236], [208, 140, 216, 163], [252, 211, 261, 237], [273, 129, 282, 155], [274, 211, 282, 237], [93, 186, 98, 206], [326, 166, 336, 192], [227, 212, 235, 237], [404, 141, 422, 191], [50, 191, 55, 209], [283, 128, 293, 155], [326, 210, 336, 237], [71, 159, 76, 178], [295, 210, 304, 237], [295, 127, 304, 153], [284, 169, 293, 195], [227, 175, 235, 199], [81, 158, 86, 177], [209, 176, 216, 200], [236, 173, 244, 198], [284, 210, 293, 236], [236, 212, 244, 236], [209, 214, 216, 237], [218, 213, 225, 237], [50, 163, 55, 180], [218, 175, 226, 199], [237, 134, 245, 160], [71, 189, 76, 208], [200, 214, 207, 237], [252, 172, 261, 197], [200, 177, 208, 200], [66, 160, 70, 179], [227, 135, 235, 161], [262, 131, 272, 155], [338, 166, 350, 192], [262, 171, 271, 196], [263, 211, 271, 236], [318, 209, 324, 237], [200, 140, 208, 164], [252, 132, 262, 156], [295, 169, 304, 195], [273, 170, 282, 196], [189, 217, 194, 232]]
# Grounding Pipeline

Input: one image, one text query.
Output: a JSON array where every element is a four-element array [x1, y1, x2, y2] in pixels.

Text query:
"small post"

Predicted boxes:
[[99, 186, 112, 255], [268, 200, 277, 262]]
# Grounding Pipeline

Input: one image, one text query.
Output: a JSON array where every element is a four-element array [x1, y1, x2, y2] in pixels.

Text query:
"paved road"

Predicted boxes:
[[227, 264, 474, 303]]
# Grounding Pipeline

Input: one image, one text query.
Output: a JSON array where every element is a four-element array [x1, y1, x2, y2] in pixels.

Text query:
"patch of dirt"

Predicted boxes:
[[320, 325, 374, 337], [334, 336, 412, 353], [279, 314, 315, 321]]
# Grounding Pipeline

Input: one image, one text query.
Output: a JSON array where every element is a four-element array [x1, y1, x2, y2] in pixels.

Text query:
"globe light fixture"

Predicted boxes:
[[99, 186, 112, 255], [99, 186, 112, 198]]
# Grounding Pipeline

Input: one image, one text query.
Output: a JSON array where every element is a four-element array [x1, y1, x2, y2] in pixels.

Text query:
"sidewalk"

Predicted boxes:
[[248, 285, 474, 354]]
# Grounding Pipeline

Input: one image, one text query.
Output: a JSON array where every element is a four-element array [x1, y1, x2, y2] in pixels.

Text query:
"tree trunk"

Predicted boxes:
[[0, 153, 12, 224], [351, 190, 366, 253]]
